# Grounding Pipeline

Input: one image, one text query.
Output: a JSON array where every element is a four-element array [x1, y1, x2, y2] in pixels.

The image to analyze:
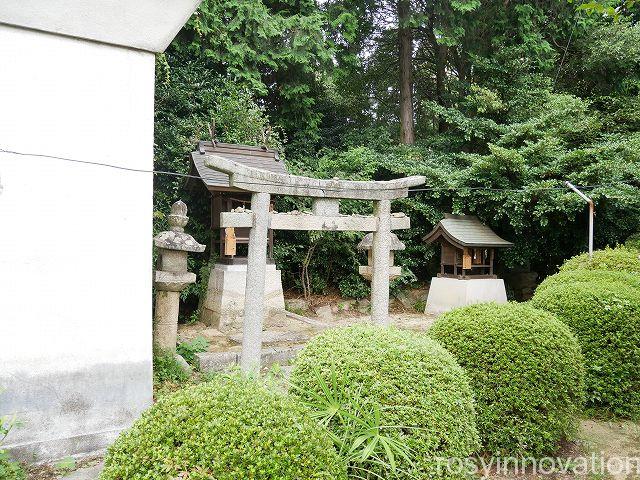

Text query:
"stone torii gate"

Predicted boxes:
[[198, 151, 425, 371]]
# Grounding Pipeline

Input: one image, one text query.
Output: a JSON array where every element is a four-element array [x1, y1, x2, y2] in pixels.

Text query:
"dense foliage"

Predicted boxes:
[[532, 276, 640, 417], [102, 374, 346, 480], [429, 302, 585, 457], [290, 324, 480, 479], [559, 246, 640, 274], [153, 0, 640, 303]]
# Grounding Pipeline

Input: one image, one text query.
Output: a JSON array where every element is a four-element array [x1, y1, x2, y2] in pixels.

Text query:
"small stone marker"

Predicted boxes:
[[153, 201, 205, 351]]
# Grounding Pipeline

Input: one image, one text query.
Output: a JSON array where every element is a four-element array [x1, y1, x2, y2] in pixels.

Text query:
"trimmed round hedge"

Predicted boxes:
[[536, 269, 640, 295], [532, 278, 640, 418], [102, 374, 347, 480], [290, 324, 479, 480], [559, 246, 640, 275], [429, 302, 585, 457], [626, 233, 640, 251]]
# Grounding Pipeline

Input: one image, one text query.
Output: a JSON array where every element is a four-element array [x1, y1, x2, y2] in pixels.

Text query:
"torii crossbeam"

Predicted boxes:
[[198, 151, 426, 371]]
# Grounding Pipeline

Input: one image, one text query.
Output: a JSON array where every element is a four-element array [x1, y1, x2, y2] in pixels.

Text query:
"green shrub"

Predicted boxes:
[[626, 233, 640, 251], [532, 279, 640, 417], [153, 350, 189, 385], [176, 336, 209, 365], [290, 324, 479, 479], [0, 410, 25, 480], [559, 246, 640, 275], [0, 451, 25, 480], [102, 374, 346, 480], [536, 269, 640, 295], [429, 302, 585, 457], [337, 274, 370, 299]]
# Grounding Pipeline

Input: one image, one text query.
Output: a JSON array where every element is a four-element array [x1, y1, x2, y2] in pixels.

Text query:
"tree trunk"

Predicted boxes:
[[435, 45, 446, 106], [398, 0, 415, 145]]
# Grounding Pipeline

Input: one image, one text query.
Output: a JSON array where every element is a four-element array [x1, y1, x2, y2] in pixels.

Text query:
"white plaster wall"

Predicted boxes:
[[0, 24, 154, 461], [0, 0, 202, 52]]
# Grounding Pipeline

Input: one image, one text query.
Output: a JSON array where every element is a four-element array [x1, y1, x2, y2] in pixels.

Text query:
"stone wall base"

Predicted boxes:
[[425, 277, 508, 315], [200, 263, 286, 333], [1, 360, 151, 463]]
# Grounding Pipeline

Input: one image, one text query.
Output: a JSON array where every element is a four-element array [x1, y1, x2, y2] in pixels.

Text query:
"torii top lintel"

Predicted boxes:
[[199, 153, 426, 200]]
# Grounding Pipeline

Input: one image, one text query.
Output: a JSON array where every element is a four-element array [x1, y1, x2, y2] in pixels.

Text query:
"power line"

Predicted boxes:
[[0, 147, 203, 180], [408, 182, 638, 193], [1, 147, 637, 194]]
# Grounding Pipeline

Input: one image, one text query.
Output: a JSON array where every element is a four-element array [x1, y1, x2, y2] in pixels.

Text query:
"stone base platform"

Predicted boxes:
[[425, 277, 507, 315], [196, 345, 303, 372], [200, 263, 286, 333]]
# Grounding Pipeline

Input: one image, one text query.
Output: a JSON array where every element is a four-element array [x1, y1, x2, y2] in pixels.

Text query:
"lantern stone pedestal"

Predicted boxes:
[[357, 232, 405, 281], [153, 201, 205, 351], [200, 263, 286, 333]]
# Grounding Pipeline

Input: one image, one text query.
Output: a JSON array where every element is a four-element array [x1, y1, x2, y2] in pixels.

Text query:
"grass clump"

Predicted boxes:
[[0, 451, 25, 480], [0, 411, 25, 480], [153, 350, 189, 385], [176, 336, 209, 365], [290, 324, 479, 479]]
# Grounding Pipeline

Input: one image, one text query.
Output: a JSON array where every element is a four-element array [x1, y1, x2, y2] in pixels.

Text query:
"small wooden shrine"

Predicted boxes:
[[423, 214, 513, 278], [188, 140, 287, 332], [422, 214, 513, 314], [190, 140, 286, 263]]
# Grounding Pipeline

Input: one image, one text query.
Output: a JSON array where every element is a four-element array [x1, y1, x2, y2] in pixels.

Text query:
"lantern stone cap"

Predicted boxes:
[[358, 233, 406, 251], [154, 200, 206, 253], [154, 231, 205, 252], [423, 214, 513, 248]]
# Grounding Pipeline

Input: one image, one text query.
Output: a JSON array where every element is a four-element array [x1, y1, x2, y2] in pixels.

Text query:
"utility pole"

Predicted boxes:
[[565, 181, 594, 259]]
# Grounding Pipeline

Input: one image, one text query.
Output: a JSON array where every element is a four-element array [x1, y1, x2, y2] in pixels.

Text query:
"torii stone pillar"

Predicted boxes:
[[371, 199, 392, 325], [240, 192, 271, 371], [153, 201, 205, 351], [196, 152, 426, 371]]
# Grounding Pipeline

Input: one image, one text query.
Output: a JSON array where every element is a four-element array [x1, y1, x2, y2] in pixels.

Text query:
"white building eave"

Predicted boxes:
[[0, 0, 202, 52]]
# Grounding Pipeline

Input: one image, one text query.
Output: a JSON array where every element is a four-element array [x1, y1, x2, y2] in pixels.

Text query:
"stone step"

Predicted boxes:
[[196, 345, 304, 372], [228, 330, 311, 345], [61, 462, 104, 480]]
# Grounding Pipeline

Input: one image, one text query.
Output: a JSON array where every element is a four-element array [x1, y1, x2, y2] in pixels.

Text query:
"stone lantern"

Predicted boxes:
[[153, 200, 205, 351], [358, 233, 405, 281]]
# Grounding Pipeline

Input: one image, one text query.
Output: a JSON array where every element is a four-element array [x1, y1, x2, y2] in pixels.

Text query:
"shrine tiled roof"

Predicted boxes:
[[423, 214, 513, 248]]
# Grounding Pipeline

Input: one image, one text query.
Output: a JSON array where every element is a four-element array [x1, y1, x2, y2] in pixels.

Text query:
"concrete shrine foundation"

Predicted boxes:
[[200, 263, 286, 332], [425, 277, 508, 315]]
